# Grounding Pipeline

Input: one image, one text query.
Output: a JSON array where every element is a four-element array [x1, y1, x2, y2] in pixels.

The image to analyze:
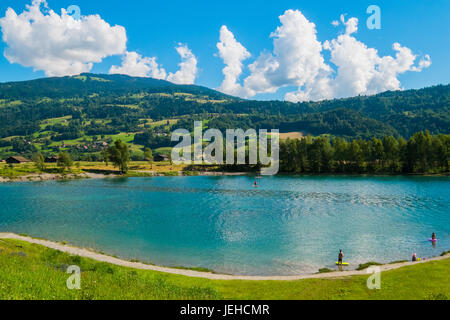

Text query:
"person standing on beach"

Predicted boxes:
[[338, 250, 344, 265]]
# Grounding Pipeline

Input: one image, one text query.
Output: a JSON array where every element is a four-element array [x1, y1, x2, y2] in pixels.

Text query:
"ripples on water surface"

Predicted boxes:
[[0, 176, 449, 275]]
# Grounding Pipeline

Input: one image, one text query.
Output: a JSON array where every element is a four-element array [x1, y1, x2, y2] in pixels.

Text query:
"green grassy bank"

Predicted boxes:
[[0, 238, 448, 300]]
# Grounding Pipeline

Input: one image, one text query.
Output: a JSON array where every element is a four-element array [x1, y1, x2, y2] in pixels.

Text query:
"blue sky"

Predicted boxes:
[[0, 0, 448, 100]]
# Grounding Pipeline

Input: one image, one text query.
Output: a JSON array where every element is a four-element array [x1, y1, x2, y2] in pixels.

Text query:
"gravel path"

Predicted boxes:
[[1, 232, 448, 281]]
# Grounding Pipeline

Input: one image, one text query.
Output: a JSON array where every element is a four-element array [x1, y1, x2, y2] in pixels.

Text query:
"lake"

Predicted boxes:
[[1, 176, 449, 276]]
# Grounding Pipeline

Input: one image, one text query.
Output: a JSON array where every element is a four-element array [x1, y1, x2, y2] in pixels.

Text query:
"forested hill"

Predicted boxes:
[[0, 74, 448, 148], [0, 73, 231, 100], [310, 84, 450, 137]]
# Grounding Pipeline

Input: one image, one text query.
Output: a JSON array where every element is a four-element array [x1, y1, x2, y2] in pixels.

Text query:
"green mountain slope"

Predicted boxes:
[[0, 73, 231, 100], [0, 73, 448, 159], [313, 85, 450, 137]]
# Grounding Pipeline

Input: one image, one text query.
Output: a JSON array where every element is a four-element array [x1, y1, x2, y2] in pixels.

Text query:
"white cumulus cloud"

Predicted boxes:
[[109, 51, 167, 79], [244, 9, 331, 100], [321, 15, 432, 100], [167, 44, 198, 84], [216, 25, 251, 97], [215, 10, 431, 102], [110, 44, 199, 85], [0, 0, 127, 76]]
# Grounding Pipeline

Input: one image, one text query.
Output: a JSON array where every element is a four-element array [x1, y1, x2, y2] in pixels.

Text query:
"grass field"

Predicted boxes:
[[0, 238, 448, 300], [0, 163, 85, 179], [0, 161, 225, 179], [0, 162, 209, 181], [279, 132, 305, 140]]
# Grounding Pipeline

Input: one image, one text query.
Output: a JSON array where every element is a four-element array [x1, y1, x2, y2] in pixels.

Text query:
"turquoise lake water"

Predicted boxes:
[[1, 176, 449, 276]]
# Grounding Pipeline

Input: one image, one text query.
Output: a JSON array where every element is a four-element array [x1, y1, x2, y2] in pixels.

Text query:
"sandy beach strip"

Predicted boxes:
[[1, 232, 448, 281], [0, 172, 110, 183], [0, 171, 253, 183]]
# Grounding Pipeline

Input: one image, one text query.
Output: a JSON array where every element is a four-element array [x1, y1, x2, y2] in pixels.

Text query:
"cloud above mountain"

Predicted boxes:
[[216, 26, 251, 97], [217, 10, 432, 101], [110, 44, 198, 85], [167, 44, 198, 85], [0, 2, 431, 98], [0, 0, 126, 76], [0, 0, 199, 84], [109, 51, 167, 79]]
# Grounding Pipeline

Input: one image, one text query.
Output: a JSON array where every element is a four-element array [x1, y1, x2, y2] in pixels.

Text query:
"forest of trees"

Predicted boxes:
[[0, 74, 448, 141], [0, 74, 448, 168], [279, 131, 449, 174]]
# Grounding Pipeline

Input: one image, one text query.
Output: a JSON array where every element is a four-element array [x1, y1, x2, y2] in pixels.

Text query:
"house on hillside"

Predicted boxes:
[[6, 156, 32, 164], [154, 154, 170, 162]]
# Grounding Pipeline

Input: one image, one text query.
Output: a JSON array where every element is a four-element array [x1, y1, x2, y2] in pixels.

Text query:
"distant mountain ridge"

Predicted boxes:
[[0, 73, 233, 100]]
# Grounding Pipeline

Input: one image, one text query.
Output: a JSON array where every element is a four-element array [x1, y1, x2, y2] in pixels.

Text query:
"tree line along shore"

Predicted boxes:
[[1, 130, 449, 180], [278, 131, 449, 174]]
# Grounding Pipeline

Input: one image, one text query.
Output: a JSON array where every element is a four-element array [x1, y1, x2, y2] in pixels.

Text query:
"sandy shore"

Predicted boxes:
[[0, 171, 253, 182], [2, 171, 447, 183], [1, 232, 448, 281], [0, 172, 109, 183]]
